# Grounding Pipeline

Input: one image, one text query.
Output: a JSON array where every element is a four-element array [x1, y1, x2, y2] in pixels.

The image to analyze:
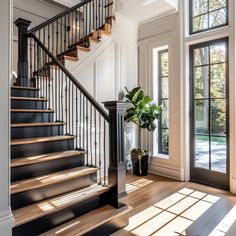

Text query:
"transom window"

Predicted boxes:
[[189, 0, 228, 34]]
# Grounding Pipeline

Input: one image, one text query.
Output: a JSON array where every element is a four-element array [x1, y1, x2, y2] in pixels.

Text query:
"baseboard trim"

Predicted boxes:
[[0, 207, 15, 228], [149, 163, 182, 181]]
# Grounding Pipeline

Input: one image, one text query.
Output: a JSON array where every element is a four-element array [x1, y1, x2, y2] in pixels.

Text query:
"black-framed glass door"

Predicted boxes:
[[190, 38, 229, 190]]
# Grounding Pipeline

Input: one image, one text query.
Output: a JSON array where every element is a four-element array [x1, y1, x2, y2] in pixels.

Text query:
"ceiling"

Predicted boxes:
[[53, 0, 178, 23], [116, 0, 178, 23]]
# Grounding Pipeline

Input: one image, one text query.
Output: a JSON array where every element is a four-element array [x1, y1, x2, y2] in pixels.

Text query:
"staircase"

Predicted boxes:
[[12, 0, 130, 235]]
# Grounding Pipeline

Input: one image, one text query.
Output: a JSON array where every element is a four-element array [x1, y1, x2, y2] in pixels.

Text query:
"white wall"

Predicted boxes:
[[0, 0, 14, 235], [138, 11, 183, 180]]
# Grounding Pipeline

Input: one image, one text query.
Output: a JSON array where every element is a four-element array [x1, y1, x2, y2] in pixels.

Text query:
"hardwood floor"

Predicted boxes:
[[114, 173, 236, 236]]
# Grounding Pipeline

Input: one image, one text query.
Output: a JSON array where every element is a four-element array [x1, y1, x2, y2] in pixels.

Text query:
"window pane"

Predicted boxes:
[[210, 99, 226, 135], [211, 136, 226, 173], [161, 76, 168, 98], [194, 66, 209, 99], [193, 14, 208, 32], [209, 0, 226, 11], [209, 8, 227, 28], [210, 64, 226, 98], [192, 0, 208, 16], [161, 99, 169, 129], [194, 47, 209, 66], [194, 135, 209, 170], [195, 100, 209, 134], [210, 43, 226, 63], [161, 129, 169, 154], [190, 0, 228, 34], [158, 49, 169, 155], [161, 52, 168, 77]]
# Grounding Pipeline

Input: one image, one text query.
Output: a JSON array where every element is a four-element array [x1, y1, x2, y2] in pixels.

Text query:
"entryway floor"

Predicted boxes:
[[113, 173, 236, 236]]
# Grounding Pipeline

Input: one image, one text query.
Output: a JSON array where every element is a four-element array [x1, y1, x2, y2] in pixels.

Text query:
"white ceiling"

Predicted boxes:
[[116, 0, 178, 23], [53, 0, 178, 23]]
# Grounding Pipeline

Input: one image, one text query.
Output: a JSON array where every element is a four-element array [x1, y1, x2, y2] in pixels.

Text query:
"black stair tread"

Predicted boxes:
[[11, 135, 75, 146], [41, 205, 131, 236], [11, 150, 85, 168], [11, 166, 98, 194], [11, 122, 64, 128], [13, 184, 109, 227], [11, 86, 39, 90], [11, 96, 47, 101]]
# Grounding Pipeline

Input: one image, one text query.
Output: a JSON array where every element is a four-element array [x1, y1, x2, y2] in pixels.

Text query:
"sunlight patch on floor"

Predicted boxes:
[[126, 178, 154, 193], [125, 188, 221, 235]]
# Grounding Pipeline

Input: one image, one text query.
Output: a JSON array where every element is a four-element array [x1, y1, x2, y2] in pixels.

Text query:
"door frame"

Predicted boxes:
[[189, 37, 230, 190]]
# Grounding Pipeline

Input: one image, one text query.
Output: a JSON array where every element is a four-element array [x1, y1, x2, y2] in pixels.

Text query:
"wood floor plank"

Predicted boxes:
[[11, 150, 85, 168], [13, 185, 109, 227], [113, 173, 236, 236], [11, 135, 75, 146], [11, 166, 97, 194]]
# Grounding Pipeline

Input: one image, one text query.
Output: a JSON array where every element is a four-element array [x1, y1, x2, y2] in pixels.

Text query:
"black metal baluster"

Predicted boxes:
[[86, 98, 89, 165], [61, 17, 63, 60], [79, 91, 82, 149], [93, 0, 95, 31], [90, 103, 93, 167], [56, 19, 59, 59], [103, 119, 106, 186], [98, 114, 102, 184], [64, 16, 67, 57], [76, 89, 78, 149], [58, 63, 61, 121], [98, 0, 101, 29], [72, 83, 74, 138], [55, 58, 58, 121], [96, 0, 98, 30], [67, 13, 70, 50], [65, 76, 68, 133], [48, 57, 51, 110], [89, 2, 92, 34], [102, 0, 104, 25], [94, 109, 97, 167], [83, 95, 85, 149], [75, 11, 78, 44], [34, 40, 36, 88], [68, 80, 71, 134], [52, 23, 54, 56], [61, 70, 64, 122], [29, 37, 32, 84]]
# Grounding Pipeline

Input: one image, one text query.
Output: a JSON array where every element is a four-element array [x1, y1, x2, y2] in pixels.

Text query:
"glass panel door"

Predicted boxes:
[[190, 38, 229, 190]]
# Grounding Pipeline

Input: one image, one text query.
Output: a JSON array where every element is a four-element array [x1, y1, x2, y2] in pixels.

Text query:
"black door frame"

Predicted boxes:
[[189, 37, 229, 190]]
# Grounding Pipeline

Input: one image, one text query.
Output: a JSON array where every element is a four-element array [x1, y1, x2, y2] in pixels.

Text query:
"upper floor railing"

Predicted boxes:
[[28, 0, 113, 58]]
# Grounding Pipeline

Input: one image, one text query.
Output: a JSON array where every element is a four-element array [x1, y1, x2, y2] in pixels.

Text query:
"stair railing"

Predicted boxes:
[[15, 0, 126, 208], [28, 0, 113, 59]]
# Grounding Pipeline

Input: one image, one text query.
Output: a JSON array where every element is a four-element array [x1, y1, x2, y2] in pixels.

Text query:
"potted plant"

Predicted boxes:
[[124, 86, 162, 176]]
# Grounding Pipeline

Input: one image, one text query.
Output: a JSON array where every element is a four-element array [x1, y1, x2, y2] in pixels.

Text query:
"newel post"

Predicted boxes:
[[104, 101, 127, 208], [14, 18, 31, 87]]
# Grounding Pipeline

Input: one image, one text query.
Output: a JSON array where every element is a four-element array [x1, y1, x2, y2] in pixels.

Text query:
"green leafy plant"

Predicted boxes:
[[124, 86, 162, 150]]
